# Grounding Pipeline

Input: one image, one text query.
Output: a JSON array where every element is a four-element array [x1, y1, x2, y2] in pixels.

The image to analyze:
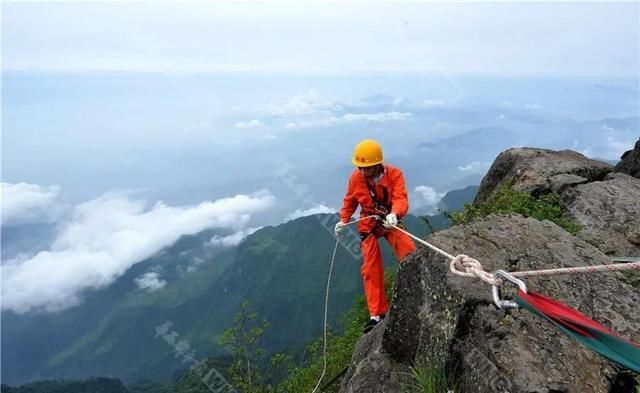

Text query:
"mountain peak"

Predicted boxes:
[[339, 144, 640, 392]]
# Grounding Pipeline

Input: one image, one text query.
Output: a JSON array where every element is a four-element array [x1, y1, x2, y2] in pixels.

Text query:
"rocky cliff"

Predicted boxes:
[[339, 143, 640, 393], [615, 139, 640, 179]]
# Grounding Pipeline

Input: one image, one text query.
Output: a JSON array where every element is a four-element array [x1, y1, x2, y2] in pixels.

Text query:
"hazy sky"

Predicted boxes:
[[2, 0, 639, 315], [3, 1, 639, 76]]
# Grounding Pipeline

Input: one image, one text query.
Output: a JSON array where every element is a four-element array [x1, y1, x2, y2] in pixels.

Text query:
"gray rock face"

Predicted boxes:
[[338, 318, 411, 393], [547, 173, 589, 193], [339, 215, 640, 393], [474, 145, 640, 257], [475, 148, 612, 203], [562, 172, 640, 256], [615, 139, 640, 179]]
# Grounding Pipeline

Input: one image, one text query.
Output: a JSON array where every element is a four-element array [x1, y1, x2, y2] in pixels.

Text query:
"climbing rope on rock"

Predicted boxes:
[[390, 223, 640, 288], [315, 219, 640, 388], [390, 223, 640, 372]]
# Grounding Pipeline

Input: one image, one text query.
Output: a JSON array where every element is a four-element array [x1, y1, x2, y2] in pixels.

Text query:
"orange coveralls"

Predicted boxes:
[[339, 164, 416, 316]]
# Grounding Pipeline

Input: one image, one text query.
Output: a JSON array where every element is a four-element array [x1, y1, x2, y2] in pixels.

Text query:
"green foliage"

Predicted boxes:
[[450, 184, 582, 235], [621, 271, 640, 289], [400, 362, 469, 393], [276, 269, 398, 393], [219, 300, 271, 393], [171, 358, 237, 393], [6, 214, 429, 385], [0, 378, 129, 393], [402, 365, 448, 393], [127, 381, 172, 393], [275, 296, 368, 393]]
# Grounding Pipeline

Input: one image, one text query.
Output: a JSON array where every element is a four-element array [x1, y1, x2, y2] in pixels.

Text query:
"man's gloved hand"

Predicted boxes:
[[334, 221, 347, 235], [383, 213, 398, 228]]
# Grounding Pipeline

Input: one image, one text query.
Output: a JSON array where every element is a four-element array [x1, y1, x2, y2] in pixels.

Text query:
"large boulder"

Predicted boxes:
[[339, 214, 640, 393], [615, 139, 640, 179], [562, 172, 640, 256], [475, 148, 612, 203], [474, 146, 640, 257]]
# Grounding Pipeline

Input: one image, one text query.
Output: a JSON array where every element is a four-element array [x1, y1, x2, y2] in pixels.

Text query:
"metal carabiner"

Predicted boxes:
[[491, 270, 528, 310]]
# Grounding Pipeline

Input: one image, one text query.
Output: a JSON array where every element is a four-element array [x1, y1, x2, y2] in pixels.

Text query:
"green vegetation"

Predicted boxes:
[[171, 357, 236, 393], [449, 184, 582, 235], [6, 215, 427, 386], [0, 378, 129, 393], [622, 270, 640, 289], [275, 295, 369, 393], [402, 365, 450, 393], [219, 301, 271, 393], [400, 360, 471, 393], [275, 269, 396, 393]]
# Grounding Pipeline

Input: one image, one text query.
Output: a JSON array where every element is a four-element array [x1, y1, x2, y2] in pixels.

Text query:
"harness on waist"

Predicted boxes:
[[360, 179, 402, 241]]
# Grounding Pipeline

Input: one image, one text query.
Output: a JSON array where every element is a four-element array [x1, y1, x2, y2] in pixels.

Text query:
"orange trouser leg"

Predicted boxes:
[[360, 234, 389, 317], [384, 228, 416, 262]]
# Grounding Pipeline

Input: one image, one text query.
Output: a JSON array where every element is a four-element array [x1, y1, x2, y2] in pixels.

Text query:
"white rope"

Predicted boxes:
[[389, 222, 456, 260], [311, 238, 340, 393], [311, 215, 378, 393], [509, 261, 640, 278], [390, 223, 640, 285]]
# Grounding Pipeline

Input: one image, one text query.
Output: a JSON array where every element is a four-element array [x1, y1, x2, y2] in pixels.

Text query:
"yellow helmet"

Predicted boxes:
[[352, 139, 384, 167]]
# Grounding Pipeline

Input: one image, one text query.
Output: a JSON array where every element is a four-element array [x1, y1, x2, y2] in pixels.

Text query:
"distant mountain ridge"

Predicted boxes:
[[2, 212, 433, 385]]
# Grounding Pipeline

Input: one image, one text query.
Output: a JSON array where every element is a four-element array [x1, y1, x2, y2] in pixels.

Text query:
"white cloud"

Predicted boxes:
[[434, 121, 452, 129], [207, 227, 262, 247], [1, 182, 61, 226], [603, 124, 636, 159], [423, 99, 447, 108], [340, 112, 413, 122], [234, 119, 264, 129], [413, 185, 445, 214], [572, 139, 593, 157], [285, 204, 336, 221], [1, 190, 274, 313], [284, 121, 314, 129], [283, 112, 413, 129], [458, 161, 491, 173], [135, 271, 167, 292], [524, 103, 542, 109], [4, 3, 637, 76], [498, 114, 505, 120], [271, 90, 341, 117]]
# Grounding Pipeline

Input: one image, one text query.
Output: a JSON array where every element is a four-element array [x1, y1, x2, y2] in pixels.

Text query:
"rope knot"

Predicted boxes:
[[450, 254, 500, 286]]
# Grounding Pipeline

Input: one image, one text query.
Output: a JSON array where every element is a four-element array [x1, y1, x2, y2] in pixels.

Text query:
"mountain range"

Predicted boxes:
[[4, 191, 479, 385]]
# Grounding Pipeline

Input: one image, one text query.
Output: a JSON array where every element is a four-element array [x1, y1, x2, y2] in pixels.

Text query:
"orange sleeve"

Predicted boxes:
[[390, 168, 409, 218], [339, 175, 359, 223]]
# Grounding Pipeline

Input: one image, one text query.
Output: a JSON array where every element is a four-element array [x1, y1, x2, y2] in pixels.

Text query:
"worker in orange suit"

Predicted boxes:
[[335, 139, 416, 333]]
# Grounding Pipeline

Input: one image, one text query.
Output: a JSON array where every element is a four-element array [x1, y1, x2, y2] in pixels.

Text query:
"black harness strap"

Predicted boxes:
[[360, 178, 393, 241], [364, 179, 391, 217]]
